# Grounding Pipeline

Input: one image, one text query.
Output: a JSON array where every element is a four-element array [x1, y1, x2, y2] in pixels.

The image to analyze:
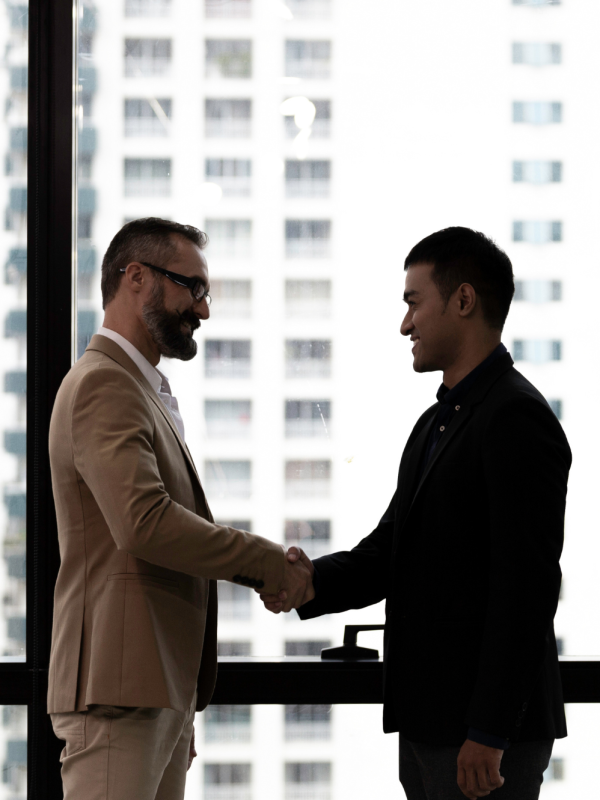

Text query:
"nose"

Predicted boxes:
[[400, 310, 413, 337], [195, 295, 210, 321]]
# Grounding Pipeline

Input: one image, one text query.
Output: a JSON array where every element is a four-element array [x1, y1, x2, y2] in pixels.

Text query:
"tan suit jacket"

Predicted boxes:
[[48, 334, 285, 714]]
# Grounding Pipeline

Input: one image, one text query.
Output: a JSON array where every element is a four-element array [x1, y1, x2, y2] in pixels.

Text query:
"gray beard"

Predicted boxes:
[[142, 281, 198, 362]]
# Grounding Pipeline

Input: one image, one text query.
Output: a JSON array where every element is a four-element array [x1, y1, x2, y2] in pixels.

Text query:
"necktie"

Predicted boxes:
[[157, 373, 186, 442]]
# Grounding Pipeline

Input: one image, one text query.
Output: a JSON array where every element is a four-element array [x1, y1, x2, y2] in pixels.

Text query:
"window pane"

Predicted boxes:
[[76, 0, 594, 707], [1, 0, 27, 663]]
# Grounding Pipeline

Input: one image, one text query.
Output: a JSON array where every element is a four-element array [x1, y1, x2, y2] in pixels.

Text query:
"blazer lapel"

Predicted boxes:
[[86, 335, 202, 487]]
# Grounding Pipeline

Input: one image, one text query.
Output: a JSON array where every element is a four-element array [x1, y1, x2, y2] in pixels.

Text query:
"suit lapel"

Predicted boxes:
[[86, 335, 202, 487]]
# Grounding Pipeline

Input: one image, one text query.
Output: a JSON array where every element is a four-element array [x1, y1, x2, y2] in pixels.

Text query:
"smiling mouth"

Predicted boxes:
[[411, 338, 420, 353]]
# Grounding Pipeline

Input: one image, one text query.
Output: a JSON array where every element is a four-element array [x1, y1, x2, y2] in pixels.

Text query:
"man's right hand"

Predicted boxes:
[[258, 546, 315, 613]]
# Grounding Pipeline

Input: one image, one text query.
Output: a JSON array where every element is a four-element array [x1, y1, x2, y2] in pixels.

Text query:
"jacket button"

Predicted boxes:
[[515, 719, 522, 727], [522, 702, 528, 710], [233, 575, 242, 583]]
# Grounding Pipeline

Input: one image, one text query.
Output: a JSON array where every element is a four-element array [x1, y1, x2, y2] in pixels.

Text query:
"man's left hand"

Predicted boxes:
[[187, 725, 197, 771], [457, 739, 505, 799]]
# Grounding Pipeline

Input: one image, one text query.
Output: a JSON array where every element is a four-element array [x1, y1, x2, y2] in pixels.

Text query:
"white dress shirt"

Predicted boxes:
[[98, 327, 186, 442]]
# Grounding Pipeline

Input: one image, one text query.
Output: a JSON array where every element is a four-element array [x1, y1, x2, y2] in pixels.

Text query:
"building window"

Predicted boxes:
[[205, 99, 252, 138], [285, 400, 330, 438], [284, 99, 331, 139], [124, 98, 171, 136], [285, 460, 331, 498], [210, 280, 252, 318], [285, 762, 332, 800], [285, 520, 331, 559], [285, 160, 331, 198], [285, 280, 331, 319], [205, 219, 252, 258], [512, 160, 561, 183], [205, 460, 251, 498], [124, 38, 172, 77], [285, 705, 331, 741], [205, 400, 252, 438], [125, 0, 171, 16], [218, 641, 252, 656], [285, 340, 331, 379], [514, 280, 562, 302], [124, 158, 171, 197], [205, 706, 252, 743], [285, 220, 331, 258], [285, 40, 331, 80], [544, 757, 565, 781], [206, 159, 252, 197], [204, 764, 252, 800], [205, 0, 252, 18], [512, 340, 562, 363], [512, 43, 561, 65], [548, 399, 563, 420], [512, 221, 562, 243], [205, 340, 252, 379], [205, 40, 252, 79], [285, 641, 331, 656], [513, 0, 561, 5], [217, 581, 252, 621], [512, 101, 562, 124], [285, 0, 332, 20]]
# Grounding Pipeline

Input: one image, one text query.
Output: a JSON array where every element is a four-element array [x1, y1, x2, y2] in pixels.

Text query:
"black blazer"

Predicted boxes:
[[299, 353, 571, 745]]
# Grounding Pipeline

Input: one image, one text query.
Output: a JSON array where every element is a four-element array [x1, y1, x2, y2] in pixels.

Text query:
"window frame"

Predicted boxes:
[[11, 1, 600, 796]]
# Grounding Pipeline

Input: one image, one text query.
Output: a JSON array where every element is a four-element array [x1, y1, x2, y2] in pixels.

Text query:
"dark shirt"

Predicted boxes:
[[419, 343, 508, 481]]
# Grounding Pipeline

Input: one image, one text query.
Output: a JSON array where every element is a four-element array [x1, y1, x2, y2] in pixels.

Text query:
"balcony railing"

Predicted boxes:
[[286, 240, 330, 259], [285, 0, 332, 19], [124, 178, 170, 197], [125, 118, 169, 137], [285, 117, 330, 139], [206, 419, 251, 438], [212, 176, 252, 197], [285, 480, 330, 499], [285, 419, 330, 438], [285, 299, 331, 319], [286, 180, 330, 199], [205, 359, 252, 379], [205, 479, 252, 500], [205, 788, 251, 800], [285, 787, 331, 800], [124, 56, 171, 77], [285, 59, 331, 80], [205, 722, 251, 743], [205, 119, 251, 138], [285, 721, 331, 741], [285, 360, 331, 379]]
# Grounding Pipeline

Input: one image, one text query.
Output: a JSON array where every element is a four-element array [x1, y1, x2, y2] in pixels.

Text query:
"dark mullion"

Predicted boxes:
[[26, 0, 74, 795]]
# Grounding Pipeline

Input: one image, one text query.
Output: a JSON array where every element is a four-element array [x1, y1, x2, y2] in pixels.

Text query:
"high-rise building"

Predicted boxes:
[[3, 0, 600, 796]]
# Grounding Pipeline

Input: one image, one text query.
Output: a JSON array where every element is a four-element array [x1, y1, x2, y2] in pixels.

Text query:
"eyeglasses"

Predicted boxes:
[[120, 262, 212, 305]]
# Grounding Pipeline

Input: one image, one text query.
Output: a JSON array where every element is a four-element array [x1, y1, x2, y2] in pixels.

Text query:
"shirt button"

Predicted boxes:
[[455, 405, 460, 411], [439, 426, 445, 432]]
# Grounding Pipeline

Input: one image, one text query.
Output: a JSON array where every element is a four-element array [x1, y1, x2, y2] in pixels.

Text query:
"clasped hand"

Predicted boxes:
[[256, 546, 315, 613]]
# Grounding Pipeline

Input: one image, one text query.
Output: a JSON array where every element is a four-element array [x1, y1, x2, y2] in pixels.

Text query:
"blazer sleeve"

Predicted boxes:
[[465, 395, 571, 739], [298, 489, 397, 619], [69, 364, 286, 594]]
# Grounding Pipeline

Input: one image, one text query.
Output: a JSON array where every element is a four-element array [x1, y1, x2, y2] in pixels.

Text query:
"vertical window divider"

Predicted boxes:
[[27, 0, 74, 795]]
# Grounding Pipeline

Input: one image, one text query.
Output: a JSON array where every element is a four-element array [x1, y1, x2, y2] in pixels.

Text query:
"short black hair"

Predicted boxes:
[[404, 227, 515, 330], [101, 217, 208, 309]]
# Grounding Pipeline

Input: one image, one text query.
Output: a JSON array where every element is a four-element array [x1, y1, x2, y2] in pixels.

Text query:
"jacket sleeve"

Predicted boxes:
[[298, 489, 397, 619], [70, 364, 286, 594], [465, 396, 571, 740]]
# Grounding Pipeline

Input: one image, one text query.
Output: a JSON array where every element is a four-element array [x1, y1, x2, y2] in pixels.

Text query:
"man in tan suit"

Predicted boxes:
[[48, 217, 312, 799]]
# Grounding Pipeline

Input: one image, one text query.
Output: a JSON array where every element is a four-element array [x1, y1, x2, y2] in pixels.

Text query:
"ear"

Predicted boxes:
[[121, 262, 146, 294], [456, 283, 477, 318]]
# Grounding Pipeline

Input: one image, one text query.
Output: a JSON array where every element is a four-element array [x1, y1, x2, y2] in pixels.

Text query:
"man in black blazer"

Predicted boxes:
[[260, 227, 571, 800]]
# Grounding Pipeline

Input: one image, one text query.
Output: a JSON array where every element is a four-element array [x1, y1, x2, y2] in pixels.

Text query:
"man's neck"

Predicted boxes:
[[101, 315, 161, 367], [442, 338, 502, 390]]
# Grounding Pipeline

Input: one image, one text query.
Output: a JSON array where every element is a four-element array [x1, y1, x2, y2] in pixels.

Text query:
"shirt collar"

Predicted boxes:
[[436, 343, 508, 406], [98, 326, 163, 395]]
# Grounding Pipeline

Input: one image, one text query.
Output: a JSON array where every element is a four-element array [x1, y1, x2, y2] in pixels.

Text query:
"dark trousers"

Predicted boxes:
[[399, 734, 554, 800]]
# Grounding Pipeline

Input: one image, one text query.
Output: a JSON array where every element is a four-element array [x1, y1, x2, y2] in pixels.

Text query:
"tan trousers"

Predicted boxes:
[[50, 691, 197, 800]]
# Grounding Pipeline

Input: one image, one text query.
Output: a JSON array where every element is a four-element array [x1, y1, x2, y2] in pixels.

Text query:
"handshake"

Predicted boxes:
[[255, 547, 315, 613]]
